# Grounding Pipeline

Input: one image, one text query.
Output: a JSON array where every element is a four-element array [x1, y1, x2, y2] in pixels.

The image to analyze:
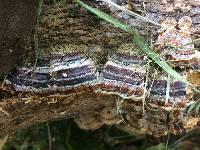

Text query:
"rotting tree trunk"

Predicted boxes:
[[0, 0, 200, 139], [0, 0, 39, 78]]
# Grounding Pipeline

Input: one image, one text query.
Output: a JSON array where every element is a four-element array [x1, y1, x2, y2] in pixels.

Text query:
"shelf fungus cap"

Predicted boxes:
[[178, 16, 192, 32], [158, 18, 177, 33], [74, 114, 103, 130]]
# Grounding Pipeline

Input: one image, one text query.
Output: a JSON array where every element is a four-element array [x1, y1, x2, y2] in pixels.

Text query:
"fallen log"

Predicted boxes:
[[0, 0, 200, 139]]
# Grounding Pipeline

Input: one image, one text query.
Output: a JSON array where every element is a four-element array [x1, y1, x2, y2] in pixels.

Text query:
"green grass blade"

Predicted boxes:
[[165, 74, 171, 104], [101, 0, 161, 27], [179, 38, 200, 48], [185, 101, 200, 117], [186, 103, 196, 117], [169, 129, 200, 149], [75, 0, 190, 85], [132, 31, 190, 84], [145, 143, 167, 150], [195, 102, 200, 115], [75, 0, 130, 32]]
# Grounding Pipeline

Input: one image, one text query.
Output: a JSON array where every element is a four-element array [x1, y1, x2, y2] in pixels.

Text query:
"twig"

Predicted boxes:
[[1, 76, 7, 89], [142, 63, 149, 114], [0, 107, 9, 116], [165, 74, 171, 105]]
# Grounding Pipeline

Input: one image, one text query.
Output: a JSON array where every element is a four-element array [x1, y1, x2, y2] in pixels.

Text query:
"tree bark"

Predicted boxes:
[[0, 0, 200, 139], [0, 0, 39, 78]]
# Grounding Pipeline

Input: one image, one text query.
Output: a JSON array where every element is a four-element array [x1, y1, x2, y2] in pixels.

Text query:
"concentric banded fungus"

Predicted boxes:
[[8, 67, 50, 93], [154, 16, 199, 68], [49, 55, 97, 91], [148, 76, 190, 106], [7, 53, 98, 94], [97, 53, 146, 100]]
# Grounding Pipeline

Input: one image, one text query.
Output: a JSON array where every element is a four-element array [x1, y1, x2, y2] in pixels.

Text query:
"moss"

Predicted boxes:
[[117, 43, 143, 55], [46, 43, 88, 55]]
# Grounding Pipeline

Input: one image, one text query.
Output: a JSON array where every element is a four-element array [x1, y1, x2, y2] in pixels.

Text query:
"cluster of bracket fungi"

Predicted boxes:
[[1, 13, 200, 137]]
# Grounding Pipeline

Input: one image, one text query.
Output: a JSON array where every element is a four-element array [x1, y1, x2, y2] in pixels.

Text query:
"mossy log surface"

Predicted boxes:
[[0, 0, 200, 139]]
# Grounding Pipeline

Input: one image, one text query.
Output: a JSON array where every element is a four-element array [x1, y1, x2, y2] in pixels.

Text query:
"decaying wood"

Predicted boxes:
[[0, 0, 200, 139], [0, 0, 39, 78]]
